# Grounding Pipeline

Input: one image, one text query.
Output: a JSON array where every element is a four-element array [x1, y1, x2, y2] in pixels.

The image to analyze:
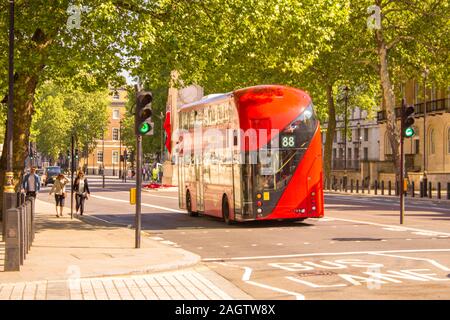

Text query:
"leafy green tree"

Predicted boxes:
[[31, 82, 110, 163]]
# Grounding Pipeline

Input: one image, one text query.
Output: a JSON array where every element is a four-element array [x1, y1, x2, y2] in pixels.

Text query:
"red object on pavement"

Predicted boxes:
[[143, 183, 175, 189], [163, 111, 171, 153]]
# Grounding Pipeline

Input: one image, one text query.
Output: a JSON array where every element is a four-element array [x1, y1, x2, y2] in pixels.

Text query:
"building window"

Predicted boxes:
[[448, 128, 450, 153], [347, 148, 352, 160], [112, 128, 119, 141], [384, 132, 392, 155], [414, 81, 420, 104], [364, 147, 368, 160], [97, 151, 103, 163], [354, 147, 359, 160], [112, 109, 120, 120], [429, 128, 435, 155], [414, 139, 420, 155], [333, 148, 337, 160], [112, 151, 119, 164], [334, 131, 337, 143], [364, 128, 369, 141]]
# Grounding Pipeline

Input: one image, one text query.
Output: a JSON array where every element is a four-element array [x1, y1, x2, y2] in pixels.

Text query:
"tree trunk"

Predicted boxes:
[[324, 84, 337, 188], [0, 73, 39, 217], [376, 31, 400, 181]]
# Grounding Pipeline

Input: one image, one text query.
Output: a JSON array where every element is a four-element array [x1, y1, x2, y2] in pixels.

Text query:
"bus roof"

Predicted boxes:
[[178, 85, 309, 112]]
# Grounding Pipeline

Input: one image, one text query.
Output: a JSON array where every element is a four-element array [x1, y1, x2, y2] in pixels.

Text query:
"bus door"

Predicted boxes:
[[177, 154, 185, 209], [195, 154, 204, 211]]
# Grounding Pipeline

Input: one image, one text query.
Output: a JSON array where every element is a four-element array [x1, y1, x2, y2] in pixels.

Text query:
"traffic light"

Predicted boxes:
[[402, 105, 415, 138], [135, 90, 154, 135], [66, 150, 70, 158], [75, 149, 79, 159]]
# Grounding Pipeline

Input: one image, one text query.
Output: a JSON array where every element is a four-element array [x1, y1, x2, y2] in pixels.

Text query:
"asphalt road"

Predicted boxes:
[[39, 177, 450, 299]]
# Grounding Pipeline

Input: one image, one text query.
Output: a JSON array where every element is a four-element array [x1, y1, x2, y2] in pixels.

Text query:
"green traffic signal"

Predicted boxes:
[[404, 127, 415, 138], [139, 122, 151, 134]]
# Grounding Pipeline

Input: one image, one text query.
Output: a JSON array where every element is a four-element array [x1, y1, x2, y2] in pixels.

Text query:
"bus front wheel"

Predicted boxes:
[[222, 195, 232, 225], [186, 191, 198, 217]]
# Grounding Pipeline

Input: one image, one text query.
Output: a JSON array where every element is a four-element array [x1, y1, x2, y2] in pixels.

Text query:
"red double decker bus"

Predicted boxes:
[[175, 85, 324, 223]]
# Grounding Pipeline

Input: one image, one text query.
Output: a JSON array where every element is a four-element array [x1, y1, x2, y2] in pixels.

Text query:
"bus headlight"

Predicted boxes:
[[312, 206, 316, 211], [257, 208, 263, 214]]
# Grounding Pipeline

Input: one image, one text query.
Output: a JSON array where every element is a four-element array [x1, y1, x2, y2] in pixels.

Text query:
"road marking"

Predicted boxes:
[[276, 243, 283, 246], [149, 236, 164, 241], [142, 193, 178, 200], [369, 252, 450, 272], [202, 248, 450, 262], [251, 244, 257, 247], [90, 195, 184, 213], [326, 196, 450, 213], [160, 240, 177, 246], [241, 267, 305, 300], [327, 216, 450, 237]]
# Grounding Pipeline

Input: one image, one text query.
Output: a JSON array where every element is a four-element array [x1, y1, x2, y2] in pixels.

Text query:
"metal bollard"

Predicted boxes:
[[395, 181, 399, 196], [362, 181, 365, 194], [5, 208, 21, 271], [356, 180, 359, 193], [437, 182, 441, 199], [19, 206, 25, 265], [388, 181, 392, 196], [374, 180, 378, 195], [344, 180, 348, 193], [350, 180, 354, 193], [447, 183, 450, 200], [411, 181, 415, 197], [381, 181, 385, 195], [368, 181, 371, 194], [420, 181, 424, 198], [428, 182, 432, 198]]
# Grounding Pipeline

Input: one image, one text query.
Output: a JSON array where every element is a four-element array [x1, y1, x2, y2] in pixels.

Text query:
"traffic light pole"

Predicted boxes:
[[400, 99, 406, 224], [135, 84, 142, 249], [135, 135, 142, 249]]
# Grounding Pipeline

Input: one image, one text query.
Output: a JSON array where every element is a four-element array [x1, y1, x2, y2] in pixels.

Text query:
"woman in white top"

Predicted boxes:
[[49, 174, 69, 217]]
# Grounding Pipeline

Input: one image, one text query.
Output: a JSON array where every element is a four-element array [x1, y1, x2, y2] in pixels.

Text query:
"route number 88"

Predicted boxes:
[[282, 136, 295, 148]]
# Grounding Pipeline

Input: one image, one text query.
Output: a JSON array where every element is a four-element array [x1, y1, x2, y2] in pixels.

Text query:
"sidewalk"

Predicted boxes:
[[0, 200, 250, 300]]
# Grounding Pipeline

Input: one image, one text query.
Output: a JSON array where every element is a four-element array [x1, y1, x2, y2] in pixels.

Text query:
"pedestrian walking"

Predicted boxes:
[[49, 173, 69, 217], [152, 165, 159, 182], [73, 171, 90, 215], [21, 166, 41, 199]]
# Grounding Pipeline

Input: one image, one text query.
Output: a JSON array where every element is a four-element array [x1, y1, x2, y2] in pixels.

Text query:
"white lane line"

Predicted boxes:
[[369, 252, 450, 272], [326, 197, 450, 213], [142, 193, 178, 200], [149, 236, 164, 241], [241, 267, 304, 300], [202, 248, 450, 262], [90, 194, 184, 213], [328, 216, 450, 237]]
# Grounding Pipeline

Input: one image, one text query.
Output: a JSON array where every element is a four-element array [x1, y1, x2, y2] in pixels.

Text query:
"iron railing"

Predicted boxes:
[[377, 98, 450, 123]]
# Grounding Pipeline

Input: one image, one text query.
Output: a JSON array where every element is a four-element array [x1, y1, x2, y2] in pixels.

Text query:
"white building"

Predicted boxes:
[[322, 106, 380, 171]]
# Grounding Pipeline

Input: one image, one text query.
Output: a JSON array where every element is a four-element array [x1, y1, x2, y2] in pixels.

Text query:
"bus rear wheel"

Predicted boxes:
[[186, 191, 198, 217], [222, 195, 232, 225]]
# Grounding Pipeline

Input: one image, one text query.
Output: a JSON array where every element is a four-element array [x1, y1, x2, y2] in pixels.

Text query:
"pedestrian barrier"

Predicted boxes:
[[325, 177, 450, 202], [4, 195, 36, 271]]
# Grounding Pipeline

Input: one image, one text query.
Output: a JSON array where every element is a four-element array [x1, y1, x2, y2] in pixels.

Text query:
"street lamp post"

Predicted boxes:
[[422, 68, 429, 197], [102, 131, 105, 188], [119, 120, 122, 179], [343, 86, 350, 188]]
